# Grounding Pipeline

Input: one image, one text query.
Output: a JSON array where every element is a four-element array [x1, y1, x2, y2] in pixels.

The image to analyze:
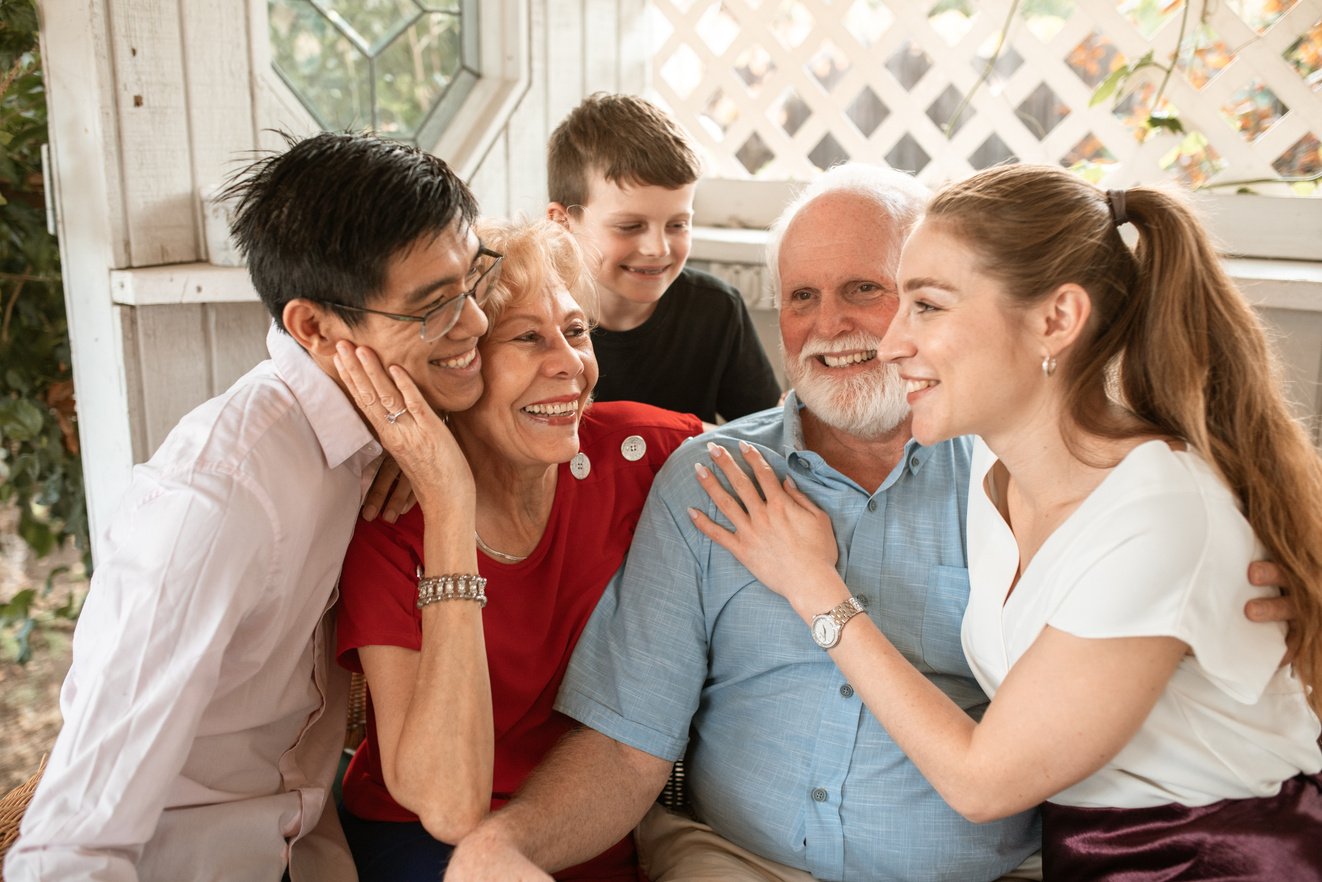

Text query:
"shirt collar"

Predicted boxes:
[[781, 390, 809, 457], [267, 323, 378, 470], [781, 389, 931, 484]]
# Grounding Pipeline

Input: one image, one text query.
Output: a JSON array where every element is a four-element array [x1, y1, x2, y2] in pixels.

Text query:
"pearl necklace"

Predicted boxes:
[[474, 530, 528, 564]]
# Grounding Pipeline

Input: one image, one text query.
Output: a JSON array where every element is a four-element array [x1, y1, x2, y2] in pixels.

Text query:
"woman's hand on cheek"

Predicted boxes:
[[334, 341, 474, 511], [689, 440, 843, 615]]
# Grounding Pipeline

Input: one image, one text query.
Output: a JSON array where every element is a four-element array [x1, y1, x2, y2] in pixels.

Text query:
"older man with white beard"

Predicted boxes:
[[442, 163, 1041, 882]]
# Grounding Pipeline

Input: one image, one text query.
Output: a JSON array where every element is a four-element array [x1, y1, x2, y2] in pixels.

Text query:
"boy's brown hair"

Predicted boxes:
[[548, 92, 701, 207]]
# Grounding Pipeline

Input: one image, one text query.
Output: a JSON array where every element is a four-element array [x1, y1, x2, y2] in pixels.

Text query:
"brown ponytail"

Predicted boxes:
[[927, 164, 1322, 715]]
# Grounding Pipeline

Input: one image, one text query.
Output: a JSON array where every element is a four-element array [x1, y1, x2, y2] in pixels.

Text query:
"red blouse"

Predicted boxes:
[[337, 401, 702, 880]]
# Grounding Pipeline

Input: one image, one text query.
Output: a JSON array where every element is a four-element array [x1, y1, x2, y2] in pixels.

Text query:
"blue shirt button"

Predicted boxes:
[[839, 684, 854, 698], [811, 787, 828, 802], [867, 499, 877, 512], [795, 459, 810, 472], [910, 455, 921, 470]]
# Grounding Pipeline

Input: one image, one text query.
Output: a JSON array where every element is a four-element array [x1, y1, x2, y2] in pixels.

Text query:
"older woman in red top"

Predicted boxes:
[[332, 217, 701, 882]]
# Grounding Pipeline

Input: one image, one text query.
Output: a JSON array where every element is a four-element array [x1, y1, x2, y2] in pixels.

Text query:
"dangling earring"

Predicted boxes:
[[1041, 354, 1057, 377]]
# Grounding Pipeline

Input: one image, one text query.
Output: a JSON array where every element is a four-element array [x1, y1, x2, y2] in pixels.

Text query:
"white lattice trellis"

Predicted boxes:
[[649, 0, 1322, 195]]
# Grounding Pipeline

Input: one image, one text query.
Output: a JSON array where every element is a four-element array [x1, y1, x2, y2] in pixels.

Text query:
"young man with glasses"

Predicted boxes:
[[6, 132, 494, 882]]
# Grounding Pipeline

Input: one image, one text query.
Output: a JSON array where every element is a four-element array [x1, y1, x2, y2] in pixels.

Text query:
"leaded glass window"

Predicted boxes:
[[269, 0, 478, 145]]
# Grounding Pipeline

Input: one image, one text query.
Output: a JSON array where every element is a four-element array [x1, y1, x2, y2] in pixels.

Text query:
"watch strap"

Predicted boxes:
[[828, 595, 865, 627]]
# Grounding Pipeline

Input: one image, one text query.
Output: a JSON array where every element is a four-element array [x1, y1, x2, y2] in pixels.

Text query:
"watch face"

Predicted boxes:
[[812, 615, 838, 647]]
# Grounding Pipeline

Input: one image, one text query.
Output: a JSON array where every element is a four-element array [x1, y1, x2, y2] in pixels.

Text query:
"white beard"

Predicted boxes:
[[784, 332, 910, 439]]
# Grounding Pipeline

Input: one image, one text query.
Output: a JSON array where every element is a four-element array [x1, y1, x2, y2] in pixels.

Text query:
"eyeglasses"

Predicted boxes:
[[333, 245, 504, 342]]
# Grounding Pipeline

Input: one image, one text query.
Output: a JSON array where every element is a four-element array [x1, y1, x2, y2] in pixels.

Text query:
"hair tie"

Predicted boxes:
[[1107, 189, 1129, 228]]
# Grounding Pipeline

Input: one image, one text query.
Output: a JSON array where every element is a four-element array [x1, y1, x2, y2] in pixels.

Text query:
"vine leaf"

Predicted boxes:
[[1090, 66, 1131, 107], [1147, 112, 1185, 135]]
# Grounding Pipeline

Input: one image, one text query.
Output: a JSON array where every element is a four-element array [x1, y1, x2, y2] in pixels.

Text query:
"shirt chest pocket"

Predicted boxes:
[[920, 565, 975, 676]]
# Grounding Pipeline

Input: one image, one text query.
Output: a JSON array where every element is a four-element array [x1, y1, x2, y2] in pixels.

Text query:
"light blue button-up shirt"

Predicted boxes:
[[556, 395, 1040, 882]]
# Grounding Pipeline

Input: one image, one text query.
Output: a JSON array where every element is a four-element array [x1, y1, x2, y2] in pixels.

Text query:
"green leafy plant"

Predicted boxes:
[[1, 0, 88, 663]]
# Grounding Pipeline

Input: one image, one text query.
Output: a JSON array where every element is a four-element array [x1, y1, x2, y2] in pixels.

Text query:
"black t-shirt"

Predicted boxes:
[[590, 267, 782, 424]]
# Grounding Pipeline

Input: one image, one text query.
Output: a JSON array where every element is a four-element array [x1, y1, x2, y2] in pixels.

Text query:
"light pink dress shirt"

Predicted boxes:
[[5, 326, 380, 882]]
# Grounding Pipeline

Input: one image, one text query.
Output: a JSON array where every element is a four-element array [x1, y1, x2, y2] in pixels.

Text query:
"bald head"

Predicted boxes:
[[765, 163, 929, 299]]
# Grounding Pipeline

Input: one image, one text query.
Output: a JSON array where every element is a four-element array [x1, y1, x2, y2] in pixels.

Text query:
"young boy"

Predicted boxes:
[[547, 92, 781, 424]]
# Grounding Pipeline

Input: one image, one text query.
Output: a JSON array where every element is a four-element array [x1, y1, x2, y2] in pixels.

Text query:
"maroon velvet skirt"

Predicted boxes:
[[1041, 773, 1322, 880]]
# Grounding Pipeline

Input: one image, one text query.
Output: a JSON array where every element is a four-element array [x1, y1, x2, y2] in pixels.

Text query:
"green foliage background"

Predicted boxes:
[[1, 0, 88, 662]]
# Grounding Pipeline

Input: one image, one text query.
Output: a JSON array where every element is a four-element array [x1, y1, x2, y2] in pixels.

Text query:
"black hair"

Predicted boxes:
[[222, 131, 479, 330]]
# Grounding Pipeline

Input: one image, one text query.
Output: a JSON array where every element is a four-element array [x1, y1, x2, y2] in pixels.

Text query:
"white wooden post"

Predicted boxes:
[[37, 0, 137, 556]]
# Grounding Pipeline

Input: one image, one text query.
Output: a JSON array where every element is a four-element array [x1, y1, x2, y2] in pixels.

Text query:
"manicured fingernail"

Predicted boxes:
[[739, 440, 752, 454], [362, 503, 378, 521], [383, 508, 398, 524], [687, 507, 700, 521], [694, 462, 710, 478], [706, 442, 724, 458], [784, 475, 797, 490]]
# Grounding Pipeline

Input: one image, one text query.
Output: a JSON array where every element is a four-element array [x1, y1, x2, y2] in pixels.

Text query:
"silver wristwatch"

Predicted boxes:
[[811, 596, 865, 649]]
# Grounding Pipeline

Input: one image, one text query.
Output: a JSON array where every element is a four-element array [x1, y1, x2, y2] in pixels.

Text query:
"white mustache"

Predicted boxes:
[[798, 332, 884, 362]]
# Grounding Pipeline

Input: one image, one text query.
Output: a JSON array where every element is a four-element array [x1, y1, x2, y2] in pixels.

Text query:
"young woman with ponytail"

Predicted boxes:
[[691, 163, 1322, 877]]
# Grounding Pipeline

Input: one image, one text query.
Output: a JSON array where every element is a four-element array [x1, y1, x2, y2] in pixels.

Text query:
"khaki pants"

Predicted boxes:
[[636, 804, 1043, 882]]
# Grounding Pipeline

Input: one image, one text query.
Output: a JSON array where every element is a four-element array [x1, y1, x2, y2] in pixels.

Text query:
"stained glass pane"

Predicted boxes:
[[320, 0, 419, 53], [269, 0, 474, 145], [270, 0, 372, 130], [375, 12, 462, 138]]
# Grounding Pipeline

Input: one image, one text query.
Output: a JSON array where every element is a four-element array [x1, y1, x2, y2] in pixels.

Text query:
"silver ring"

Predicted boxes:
[[385, 407, 408, 424]]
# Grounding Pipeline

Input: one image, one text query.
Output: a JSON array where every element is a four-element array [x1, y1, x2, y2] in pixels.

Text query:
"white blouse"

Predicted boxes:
[[963, 439, 1321, 809]]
